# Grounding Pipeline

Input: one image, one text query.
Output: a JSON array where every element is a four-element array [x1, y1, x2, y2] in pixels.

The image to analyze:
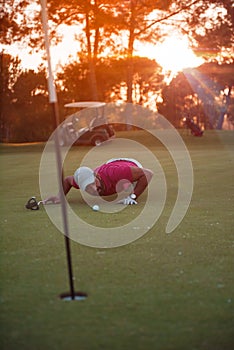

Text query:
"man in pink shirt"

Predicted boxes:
[[43, 158, 153, 205]]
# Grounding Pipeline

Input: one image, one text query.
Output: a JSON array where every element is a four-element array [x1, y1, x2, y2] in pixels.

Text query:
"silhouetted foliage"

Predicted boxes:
[[185, 0, 234, 53], [157, 62, 234, 129], [57, 55, 164, 114], [1, 0, 234, 143], [0, 53, 53, 142]]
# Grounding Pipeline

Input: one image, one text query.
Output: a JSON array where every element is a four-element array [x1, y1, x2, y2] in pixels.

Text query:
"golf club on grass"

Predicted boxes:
[[25, 196, 43, 210], [25, 196, 59, 210]]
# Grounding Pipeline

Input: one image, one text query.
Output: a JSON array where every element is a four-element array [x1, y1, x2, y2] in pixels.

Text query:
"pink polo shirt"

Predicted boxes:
[[72, 160, 138, 196]]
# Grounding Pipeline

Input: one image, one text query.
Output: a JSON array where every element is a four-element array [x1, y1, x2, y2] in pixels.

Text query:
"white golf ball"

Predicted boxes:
[[92, 204, 100, 211]]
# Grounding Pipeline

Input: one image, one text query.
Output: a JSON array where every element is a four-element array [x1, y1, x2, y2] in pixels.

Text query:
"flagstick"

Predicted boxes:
[[51, 104, 76, 300], [40, 0, 76, 300]]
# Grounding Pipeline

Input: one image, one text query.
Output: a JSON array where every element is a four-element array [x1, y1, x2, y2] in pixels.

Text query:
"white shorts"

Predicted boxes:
[[105, 158, 143, 168]]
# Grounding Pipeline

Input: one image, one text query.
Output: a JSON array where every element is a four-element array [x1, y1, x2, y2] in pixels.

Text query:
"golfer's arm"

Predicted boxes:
[[62, 176, 74, 196], [130, 167, 153, 198], [43, 176, 74, 204]]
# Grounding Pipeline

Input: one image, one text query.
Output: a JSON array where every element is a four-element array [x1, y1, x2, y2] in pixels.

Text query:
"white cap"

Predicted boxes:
[[74, 166, 95, 191]]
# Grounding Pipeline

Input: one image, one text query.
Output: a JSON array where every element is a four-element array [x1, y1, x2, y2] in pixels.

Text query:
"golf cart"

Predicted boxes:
[[58, 101, 115, 146]]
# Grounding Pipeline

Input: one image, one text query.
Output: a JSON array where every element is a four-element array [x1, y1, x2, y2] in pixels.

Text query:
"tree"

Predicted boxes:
[[2, 0, 233, 137], [181, 0, 234, 61], [0, 53, 52, 142], [110, 0, 172, 103], [0, 52, 22, 141], [57, 55, 164, 112], [11, 68, 53, 141], [15, 0, 171, 102], [157, 62, 234, 129], [56, 57, 93, 109], [41, 0, 233, 102], [43, 0, 121, 100], [0, 0, 38, 45]]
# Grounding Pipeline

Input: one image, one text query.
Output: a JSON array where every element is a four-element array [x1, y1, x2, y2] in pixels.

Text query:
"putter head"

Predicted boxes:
[[25, 197, 39, 210]]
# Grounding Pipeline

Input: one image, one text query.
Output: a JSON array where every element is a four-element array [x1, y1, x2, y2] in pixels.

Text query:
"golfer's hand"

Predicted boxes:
[[42, 196, 61, 204], [117, 196, 138, 205]]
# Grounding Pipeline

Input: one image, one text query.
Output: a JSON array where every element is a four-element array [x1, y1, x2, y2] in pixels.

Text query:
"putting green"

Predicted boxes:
[[0, 130, 234, 350]]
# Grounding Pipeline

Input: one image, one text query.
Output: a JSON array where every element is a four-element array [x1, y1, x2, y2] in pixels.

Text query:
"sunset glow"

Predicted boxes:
[[156, 36, 203, 73], [2, 30, 204, 77], [1, 25, 81, 71], [137, 35, 204, 75]]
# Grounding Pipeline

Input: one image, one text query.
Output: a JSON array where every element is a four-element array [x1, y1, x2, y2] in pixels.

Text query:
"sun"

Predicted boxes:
[[136, 35, 204, 76], [156, 36, 203, 73], [3, 27, 203, 78]]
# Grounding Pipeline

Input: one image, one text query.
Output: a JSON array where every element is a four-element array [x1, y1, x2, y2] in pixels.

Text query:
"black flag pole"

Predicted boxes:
[[40, 0, 87, 301]]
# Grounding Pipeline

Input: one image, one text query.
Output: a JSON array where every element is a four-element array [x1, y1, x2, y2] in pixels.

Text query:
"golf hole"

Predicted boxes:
[[59, 292, 88, 301]]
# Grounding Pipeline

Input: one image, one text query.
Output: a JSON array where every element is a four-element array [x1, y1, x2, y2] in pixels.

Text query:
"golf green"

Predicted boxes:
[[0, 130, 234, 350]]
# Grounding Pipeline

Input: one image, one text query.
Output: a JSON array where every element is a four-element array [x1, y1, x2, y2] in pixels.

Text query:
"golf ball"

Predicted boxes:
[[92, 204, 100, 211]]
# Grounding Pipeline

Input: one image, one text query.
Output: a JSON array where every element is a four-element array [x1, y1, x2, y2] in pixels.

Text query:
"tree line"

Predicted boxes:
[[0, 0, 233, 142], [1, 51, 233, 142]]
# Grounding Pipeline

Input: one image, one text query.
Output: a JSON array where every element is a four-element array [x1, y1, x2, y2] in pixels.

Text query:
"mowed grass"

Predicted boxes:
[[0, 130, 234, 350]]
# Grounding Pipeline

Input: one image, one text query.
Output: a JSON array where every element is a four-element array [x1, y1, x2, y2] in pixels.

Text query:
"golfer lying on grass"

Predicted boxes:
[[43, 158, 153, 205]]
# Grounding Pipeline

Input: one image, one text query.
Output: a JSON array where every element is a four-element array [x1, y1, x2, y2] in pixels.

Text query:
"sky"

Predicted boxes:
[[1, 2, 205, 79], [1, 30, 203, 79]]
